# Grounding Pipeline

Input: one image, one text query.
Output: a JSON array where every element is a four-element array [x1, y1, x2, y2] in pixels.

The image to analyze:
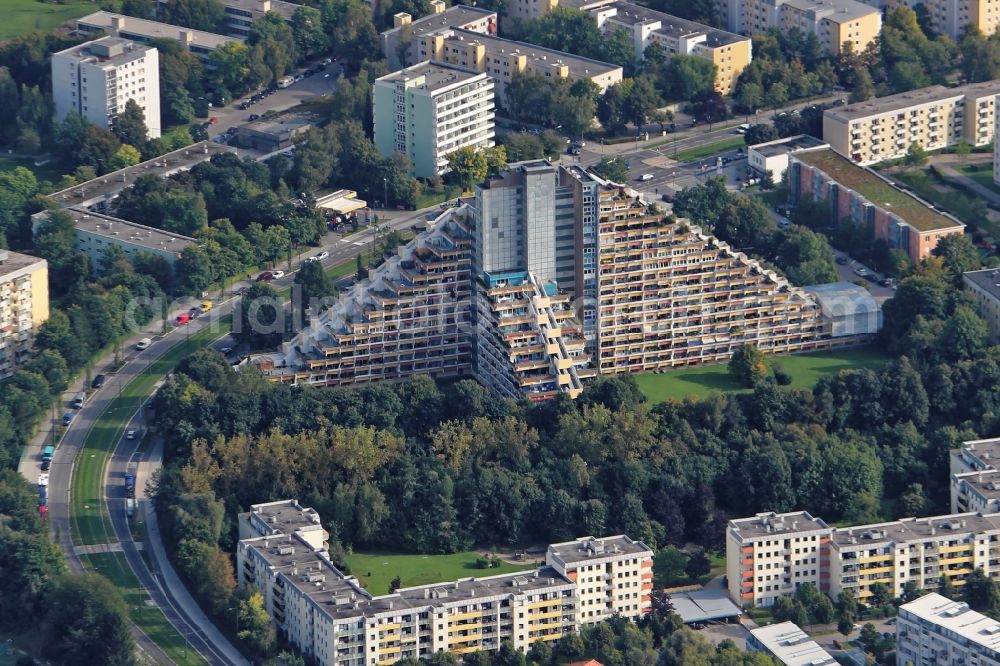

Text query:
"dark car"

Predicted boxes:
[[880, 277, 894, 287], [836, 255, 849, 265], [248, 113, 260, 121], [238, 101, 249, 110], [257, 271, 274, 282], [41, 459, 50, 471], [92, 374, 106, 389]]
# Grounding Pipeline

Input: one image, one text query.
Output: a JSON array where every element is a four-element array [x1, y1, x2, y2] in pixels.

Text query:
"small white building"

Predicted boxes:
[[373, 61, 495, 179], [898, 593, 1000, 665], [747, 134, 828, 182], [51, 36, 161, 139], [747, 622, 836, 666]]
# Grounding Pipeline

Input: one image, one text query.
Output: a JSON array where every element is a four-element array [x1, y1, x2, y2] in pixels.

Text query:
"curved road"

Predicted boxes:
[[27, 208, 438, 664]]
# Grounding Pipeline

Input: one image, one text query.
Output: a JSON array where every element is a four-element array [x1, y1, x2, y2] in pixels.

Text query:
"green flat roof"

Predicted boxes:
[[794, 149, 963, 233]]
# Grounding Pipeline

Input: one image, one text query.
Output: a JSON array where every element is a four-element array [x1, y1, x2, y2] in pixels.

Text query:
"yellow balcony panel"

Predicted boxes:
[[940, 555, 974, 565], [860, 565, 896, 576], [452, 645, 482, 655], [529, 620, 564, 631], [379, 623, 402, 631], [858, 555, 893, 565], [378, 646, 402, 655], [940, 544, 973, 554], [530, 610, 562, 620]]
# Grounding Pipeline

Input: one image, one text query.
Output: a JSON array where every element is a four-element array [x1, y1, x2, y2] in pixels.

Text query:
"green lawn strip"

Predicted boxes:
[[84, 552, 207, 666], [953, 163, 1000, 195], [635, 347, 890, 403], [0, 0, 94, 41], [346, 551, 537, 597], [674, 136, 747, 162], [0, 155, 67, 185], [71, 320, 230, 545]]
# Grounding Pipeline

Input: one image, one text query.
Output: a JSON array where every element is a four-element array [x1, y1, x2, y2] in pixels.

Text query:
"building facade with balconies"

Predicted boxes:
[[51, 36, 161, 138], [0, 251, 49, 381], [897, 593, 1000, 665], [236, 500, 653, 666], [823, 82, 1000, 166], [373, 61, 495, 179]]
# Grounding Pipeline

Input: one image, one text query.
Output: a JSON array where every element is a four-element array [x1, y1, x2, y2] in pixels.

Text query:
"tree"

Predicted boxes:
[[291, 5, 328, 59], [598, 80, 631, 134], [848, 66, 874, 103], [176, 245, 215, 296], [447, 147, 490, 192], [661, 56, 717, 102], [685, 550, 711, 580], [42, 574, 135, 666], [625, 75, 663, 128], [931, 233, 981, 285], [235, 281, 283, 348], [237, 590, 276, 656], [898, 482, 927, 517], [963, 568, 1000, 613], [744, 124, 778, 146], [114, 99, 148, 147], [593, 156, 629, 183], [729, 344, 768, 386], [294, 259, 334, 308], [653, 545, 690, 587], [108, 144, 142, 172], [160, 0, 226, 32], [904, 142, 928, 166]]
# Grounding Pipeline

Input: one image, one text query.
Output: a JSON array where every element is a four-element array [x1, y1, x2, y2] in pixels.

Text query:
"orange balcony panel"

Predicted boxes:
[[641, 572, 652, 581], [741, 558, 753, 566], [741, 592, 754, 600], [741, 546, 753, 554], [642, 583, 653, 591]]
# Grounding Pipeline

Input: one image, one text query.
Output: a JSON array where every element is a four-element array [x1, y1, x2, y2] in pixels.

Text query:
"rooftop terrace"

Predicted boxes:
[[793, 148, 963, 232]]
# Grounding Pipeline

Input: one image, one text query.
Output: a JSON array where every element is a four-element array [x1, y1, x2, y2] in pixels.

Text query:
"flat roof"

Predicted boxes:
[[793, 148, 964, 232], [594, 1, 746, 46], [830, 511, 1000, 548], [825, 81, 1000, 122], [48, 141, 234, 208], [382, 5, 496, 38], [54, 36, 152, 67], [77, 11, 240, 48], [447, 28, 622, 77], [750, 134, 828, 157], [671, 589, 742, 624], [0, 250, 46, 280], [803, 281, 880, 314], [377, 60, 487, 92], [240, 113, 315, 137], [900, 593, 1000, 655], [315, 189, 367, 214], [61, 208, 196, 254], [955, 469, 1000, 503], [728, 512, 830, 541], [244, 499, 323, 535], [547, 535, 652, 565], [955, 438, 1000, 469], [782, 0, 877, 22], [221, 0, 298, 20], [965, 268, 1000, 304], [750, 622, 836, 665]]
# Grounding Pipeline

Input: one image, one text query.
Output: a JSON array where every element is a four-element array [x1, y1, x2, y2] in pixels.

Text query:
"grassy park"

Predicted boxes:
[[346, 551, 537, 596], [0, 0, 94, 41], [635, 347, 890, 403]]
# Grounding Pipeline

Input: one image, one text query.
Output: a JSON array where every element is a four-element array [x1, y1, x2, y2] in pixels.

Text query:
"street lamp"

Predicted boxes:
[[383, 177, 388, 210]]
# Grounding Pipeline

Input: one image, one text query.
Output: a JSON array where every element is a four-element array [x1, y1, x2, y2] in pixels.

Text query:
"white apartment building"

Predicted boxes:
[[716, 0, 881, 55], [373, 61, 495, 179], [728, 507, 1000, 608], [823, 82, 1000, 166], [747, 622, 836, 665], [51, 36, 161, 139], [747, 134, 829, 181], [76, 12, 239, 60], [726, 512, 831, 608], [897, 593, 1000, 665], [0, 251, 49, 380], [236, 500, 653, 666], [951, 437, 1000, 513]]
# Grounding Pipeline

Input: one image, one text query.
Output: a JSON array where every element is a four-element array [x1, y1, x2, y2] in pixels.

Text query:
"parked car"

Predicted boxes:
[[41, 459, 50, 471], [220, 346, 234, 355], [208, 116, 219, 125], [638, 173, 654, 181], [836, 255, 849, 265], [271, 270, 285, 279], [248, 113, 260, 121], [62, 412, 74, 426], [257, 271, 274, 281], [880, 277, 895, 287], [315, 251, 330, 261], [175, 313, 191, 325], [92, 374, 106, 389], [854, 267, 869, 277], [135, 338, 151, 350]]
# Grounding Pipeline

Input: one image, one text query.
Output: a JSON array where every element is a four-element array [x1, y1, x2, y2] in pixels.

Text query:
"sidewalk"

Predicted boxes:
[[930, 161, 1000, 208], [142, 439, 249, 666]]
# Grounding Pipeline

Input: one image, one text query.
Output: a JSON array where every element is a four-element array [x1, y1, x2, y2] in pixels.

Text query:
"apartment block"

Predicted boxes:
[[727, 509, 1000, 607], [866, 0, 1000, 39], [717, 0, 880, 55], [897, 593, 1000, 665], [747, 134, 829, 181], [0, 251, 49, 381], [747, 622, 836, 665], [76, 12, 239, 60], [951, 438, 1000, 513], [823, 82, 1000, 166], [52, 36, 161, 138], [726, 512, 831, 608], [251, 161, 878, 394], [585, 0, 751, 94], [252, 209, 477, 387], [788, 147, 965, 263], [383, 3, 498, 71], [592, 193, 840, 374], [373, 62, 495, 179], [153, 0, 297, 38], [236, 500, 653, 666], [964, 269, 1000, 342]]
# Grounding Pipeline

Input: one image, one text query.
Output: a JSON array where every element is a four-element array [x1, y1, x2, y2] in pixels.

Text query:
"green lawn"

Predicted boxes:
[[954, 163, 1000, 195], [0, 0, 95, 41], [674, 136, 747, 162], [415, 184, 463, 210], [346, 551, 537, 596], [0, 155, 67, 185], [635, 347, 890, 403]]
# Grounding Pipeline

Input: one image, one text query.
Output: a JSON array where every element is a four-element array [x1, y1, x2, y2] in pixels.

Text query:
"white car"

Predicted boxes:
[[135, 338, 151, 351], [125, 430, 136, 440], [38, 473, 49, 486], [315, 251, 330, 261], [271, 270, 285, 279], [855, 267, 870, 277]]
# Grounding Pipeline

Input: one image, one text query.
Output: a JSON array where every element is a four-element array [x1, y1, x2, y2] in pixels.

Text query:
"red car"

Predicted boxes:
[[175, 313, 191, 325], [256, 271, 274, 282], [208, 116, 219, 125]]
